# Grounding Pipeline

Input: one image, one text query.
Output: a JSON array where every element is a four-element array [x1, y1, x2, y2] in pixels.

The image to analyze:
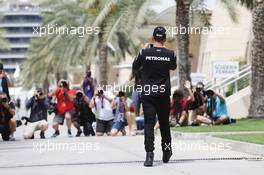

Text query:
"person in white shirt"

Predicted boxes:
[[90, 88, 114, 136]]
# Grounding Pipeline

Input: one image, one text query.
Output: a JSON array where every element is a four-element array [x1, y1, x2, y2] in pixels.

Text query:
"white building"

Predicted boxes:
[[197, 2, 252, 79], [0, 0, 42, 74]]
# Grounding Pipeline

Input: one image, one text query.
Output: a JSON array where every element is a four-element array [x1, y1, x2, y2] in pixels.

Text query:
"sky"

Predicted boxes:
[[151, 0, 217, 13]]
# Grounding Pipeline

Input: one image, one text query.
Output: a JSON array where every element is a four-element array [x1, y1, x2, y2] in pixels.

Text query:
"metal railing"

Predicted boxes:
[[206, 65, 251, 96], [204, 64, 251, 89]]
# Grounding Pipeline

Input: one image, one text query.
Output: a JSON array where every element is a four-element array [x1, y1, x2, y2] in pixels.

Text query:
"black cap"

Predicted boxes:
[[36, 88, 43, 93], [118, 91, 125, 97], [153, 26, 166, 39], [205, 90, 215, 96]]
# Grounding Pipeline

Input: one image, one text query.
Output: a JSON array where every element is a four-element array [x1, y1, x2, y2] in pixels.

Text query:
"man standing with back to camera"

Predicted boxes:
[[132, 26, 177, 167]]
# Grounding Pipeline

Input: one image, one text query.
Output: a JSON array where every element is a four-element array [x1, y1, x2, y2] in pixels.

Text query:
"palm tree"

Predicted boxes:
[[20, 0, 151, 88], [175, 0, 238, 88], [250, 0, 264, 117], [238, 0, 264, 117], [20, 35, 71, 90], [91, 0, 151, 85], [175, 0, 264, 117]]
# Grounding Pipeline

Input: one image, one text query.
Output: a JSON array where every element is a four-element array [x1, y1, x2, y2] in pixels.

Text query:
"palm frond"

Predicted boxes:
[[220, 0, 239, 23], [237, 0, 254, 9]]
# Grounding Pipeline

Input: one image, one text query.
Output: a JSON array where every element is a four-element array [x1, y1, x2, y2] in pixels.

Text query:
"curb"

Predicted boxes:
[[171, 131, 264, 157], [205, 136, 264, 157], [172, 131, 264, 139]]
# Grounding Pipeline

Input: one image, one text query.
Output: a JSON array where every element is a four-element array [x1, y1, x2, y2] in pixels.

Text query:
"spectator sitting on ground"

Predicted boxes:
[[170, 81, 195, 127], [90, 87, 114, 136], [205, 90, 230, 125], [24, 88, 49, 139], [111, 91, 128, 136], [188, 82, 206, 126]]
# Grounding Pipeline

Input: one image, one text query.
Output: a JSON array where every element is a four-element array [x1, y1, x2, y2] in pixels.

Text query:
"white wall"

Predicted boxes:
[[198, 3, 252, 80]]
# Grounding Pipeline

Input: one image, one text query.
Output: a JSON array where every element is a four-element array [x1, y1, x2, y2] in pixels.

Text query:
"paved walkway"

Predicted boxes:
[[0, 124, 263, 175]]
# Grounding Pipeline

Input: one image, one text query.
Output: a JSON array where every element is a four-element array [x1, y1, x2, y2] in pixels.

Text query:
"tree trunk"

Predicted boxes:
[[175, 0, 192, 89], [98, 32, 108, 86], [55, 72, 61, 83], [249, 1, 264, 117], [62, 71, 68, 80], [85, 64, 91, 71], [43, 75, 50, 93]]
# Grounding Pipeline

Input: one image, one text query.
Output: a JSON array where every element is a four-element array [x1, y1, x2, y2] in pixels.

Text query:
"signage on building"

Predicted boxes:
[[213, 61, 239, 78]]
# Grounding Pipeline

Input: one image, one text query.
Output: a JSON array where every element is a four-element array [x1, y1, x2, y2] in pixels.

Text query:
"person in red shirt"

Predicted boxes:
[[170, 81, 194, 127], [50, 80, 75, 137]]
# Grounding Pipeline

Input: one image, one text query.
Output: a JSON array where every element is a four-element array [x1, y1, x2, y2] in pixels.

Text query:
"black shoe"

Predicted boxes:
[[51, 130, 60, 138], [68, 129, 72, 137], [121, 128, 126, 136], [16, 120, 23, 127], [40, 131, 45, 139], [76, 130, 82, 137], [162, 150, 172, 163], [30, 134, 34, 139], [144, 152, 154, 167], [91, 129, 95, 136]]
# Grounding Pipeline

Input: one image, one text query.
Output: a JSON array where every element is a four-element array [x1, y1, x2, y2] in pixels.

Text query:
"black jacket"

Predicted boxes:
[[74, 98, 96, 124], [132, 47, 177, 96], [0, 101, 15, 125], [1, 77, 10, 101], [26, 97, 49, 123]]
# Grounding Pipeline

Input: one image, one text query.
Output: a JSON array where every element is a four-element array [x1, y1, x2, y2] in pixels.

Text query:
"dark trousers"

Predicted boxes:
[[142, 95, 172, 152]]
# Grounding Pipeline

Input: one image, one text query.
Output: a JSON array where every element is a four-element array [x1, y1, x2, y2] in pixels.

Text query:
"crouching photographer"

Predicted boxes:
[[90, 88, 114, 136], [50, 80, 75, 138], [72, 90, 96, 137], [24, 89, 49, 139], [205, 90, 230, 125], [0, 92, 15, 141]]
